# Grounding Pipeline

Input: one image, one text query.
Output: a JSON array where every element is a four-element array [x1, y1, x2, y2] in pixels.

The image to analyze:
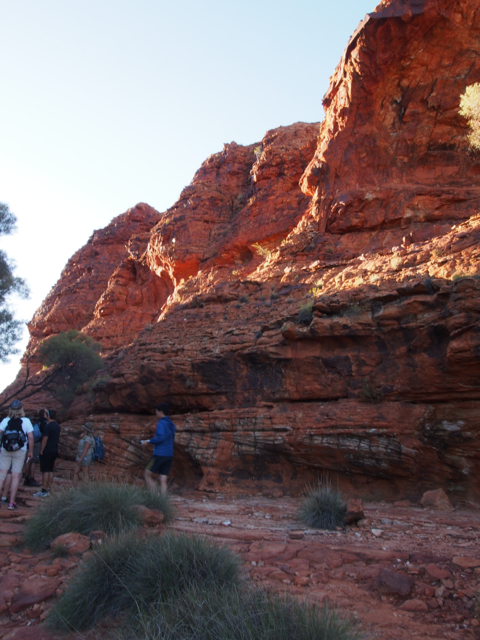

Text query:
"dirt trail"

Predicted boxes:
[[171, 492, 480, 640], [0, 463, 479, 639]]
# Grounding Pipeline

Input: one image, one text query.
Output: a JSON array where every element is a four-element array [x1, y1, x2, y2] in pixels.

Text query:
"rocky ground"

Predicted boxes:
[[1, 462, 480, 640]]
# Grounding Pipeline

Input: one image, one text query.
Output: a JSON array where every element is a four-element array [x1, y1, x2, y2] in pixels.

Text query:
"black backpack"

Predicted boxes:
[[2, 417, 27, 451]]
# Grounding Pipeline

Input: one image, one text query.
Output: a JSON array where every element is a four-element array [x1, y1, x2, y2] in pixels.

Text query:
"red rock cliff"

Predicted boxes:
[[301, 0, 480, 234], [5, 0, 480, 503]]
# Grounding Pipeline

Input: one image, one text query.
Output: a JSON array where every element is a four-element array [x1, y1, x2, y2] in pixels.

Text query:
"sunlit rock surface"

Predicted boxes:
[[4, 0, 480, 502]]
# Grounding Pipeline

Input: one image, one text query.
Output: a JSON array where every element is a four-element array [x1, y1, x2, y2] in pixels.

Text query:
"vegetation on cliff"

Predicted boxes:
[[459, 83, 480, 150], [0, 329, 105, 412]]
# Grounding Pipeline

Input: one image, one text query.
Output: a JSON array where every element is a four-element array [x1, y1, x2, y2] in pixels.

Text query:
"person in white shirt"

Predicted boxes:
[[0, 400, 34, 510]]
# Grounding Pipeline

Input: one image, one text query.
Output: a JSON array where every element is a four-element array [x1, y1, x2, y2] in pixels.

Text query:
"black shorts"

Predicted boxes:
[[39, 452, 57, 473], [145, 455, 173, 476]]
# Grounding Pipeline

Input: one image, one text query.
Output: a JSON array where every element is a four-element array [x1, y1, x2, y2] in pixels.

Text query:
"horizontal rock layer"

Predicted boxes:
[[4, 0, 480, 501]]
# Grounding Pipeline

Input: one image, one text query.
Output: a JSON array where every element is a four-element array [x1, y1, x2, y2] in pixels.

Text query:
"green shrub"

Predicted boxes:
[[39, 329, 104, 408], [298, 302, 313, 326], [459, 83, 480, 150], [254, 145, 263, 162], [252, 242, 272, 258], [48, 533, 241, 632], [24, 482, 173, 551], [299, 484, 346, 531], [342, 302, 363, 317], [120, 585, 364, 640], [359, 379, 382, 403]]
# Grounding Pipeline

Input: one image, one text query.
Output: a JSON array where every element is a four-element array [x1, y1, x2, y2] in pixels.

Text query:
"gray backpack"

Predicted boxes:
[[2, 417, 27, 451]]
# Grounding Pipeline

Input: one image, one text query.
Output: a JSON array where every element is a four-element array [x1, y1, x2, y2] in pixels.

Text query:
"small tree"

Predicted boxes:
[[38, 330, 104, 407], [0, 202, 29, 362], [0, 331, 104, 411], [459, 83, 480, 149]]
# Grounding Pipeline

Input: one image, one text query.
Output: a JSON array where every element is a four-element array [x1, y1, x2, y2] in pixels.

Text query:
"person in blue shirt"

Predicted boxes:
[[141, 402, 176, 495]]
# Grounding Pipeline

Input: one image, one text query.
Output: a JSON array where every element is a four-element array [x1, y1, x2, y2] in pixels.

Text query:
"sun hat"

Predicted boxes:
[[83, 421, 94, 433]]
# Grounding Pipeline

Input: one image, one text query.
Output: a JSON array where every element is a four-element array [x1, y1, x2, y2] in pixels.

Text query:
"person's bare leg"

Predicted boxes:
[[29, 462, 38, 483], [9, 472, 21, 504], [0, 471, 7, 499], [2, 473, 12, 499], [144, 469, 157, 491], [24, 458, 32, 482], [44, 471, 53, 491], [159, 474, 168, 495]]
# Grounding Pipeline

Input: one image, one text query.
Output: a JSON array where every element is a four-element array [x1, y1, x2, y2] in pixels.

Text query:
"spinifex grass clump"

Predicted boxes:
[[48, 533, 241, 632], [299, 484, 347, 531], [118, 585, 365, 640], [23, 481, 173, 551], [298, 301, 314, 326]]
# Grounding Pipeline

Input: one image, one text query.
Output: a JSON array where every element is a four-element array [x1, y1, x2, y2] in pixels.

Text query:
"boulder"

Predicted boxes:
[[452, 556, 480, 569], [131, 504, 165, 526], [399, 599, 429, 613], [10, 576, 61, 613], [374, 568, 414, 596], [3, 625, 60, 640], [50, 532, 90, 555], [345, 499, 364, 525], [420, 489, 453, 511], [425, 564, 451, 581]]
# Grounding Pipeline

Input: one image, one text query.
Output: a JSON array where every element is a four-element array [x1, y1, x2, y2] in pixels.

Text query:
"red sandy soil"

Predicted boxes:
[[1, 460, 480, 640]]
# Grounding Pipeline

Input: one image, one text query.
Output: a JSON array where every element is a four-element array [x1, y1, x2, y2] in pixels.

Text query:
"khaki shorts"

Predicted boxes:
[[76, 455, 93, 467], [0, 448, 27, 474]]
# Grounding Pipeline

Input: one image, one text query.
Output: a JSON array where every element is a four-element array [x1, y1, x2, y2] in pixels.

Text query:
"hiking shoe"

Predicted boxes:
[[28, 479, 41, 487], [8, 502, 17, 510], [33, 490, 49, 497], [0, 497, 7, 504]]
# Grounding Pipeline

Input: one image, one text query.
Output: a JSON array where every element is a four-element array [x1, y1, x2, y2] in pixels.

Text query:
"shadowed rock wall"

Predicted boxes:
[[4, 0, 480, 502]]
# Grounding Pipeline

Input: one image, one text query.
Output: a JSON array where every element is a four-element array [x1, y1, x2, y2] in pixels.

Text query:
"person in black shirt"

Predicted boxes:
[[33, 410, 61, 498], [24, 408, 48, 487]]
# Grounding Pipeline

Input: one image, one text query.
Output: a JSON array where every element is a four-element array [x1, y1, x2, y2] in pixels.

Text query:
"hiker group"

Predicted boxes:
[[0, 401, 61, 510], [0, 399, 176, 508]]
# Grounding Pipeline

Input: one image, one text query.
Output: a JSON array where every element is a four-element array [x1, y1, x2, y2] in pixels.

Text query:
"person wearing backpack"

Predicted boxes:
[[33, 409, 61, 498], [73, 422, 96, 484], [0, 400, 34, 510]]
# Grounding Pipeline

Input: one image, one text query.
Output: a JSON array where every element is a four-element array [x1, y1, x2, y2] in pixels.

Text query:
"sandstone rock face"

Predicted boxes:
[[301, 0, 480, 234], [146, 124, 318, 279], [4, 0, 480, 503], [29, 203, 162, 350]]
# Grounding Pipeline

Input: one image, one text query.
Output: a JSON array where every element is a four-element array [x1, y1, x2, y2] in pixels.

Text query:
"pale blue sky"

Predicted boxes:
[[0, 0, 376, 391]]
